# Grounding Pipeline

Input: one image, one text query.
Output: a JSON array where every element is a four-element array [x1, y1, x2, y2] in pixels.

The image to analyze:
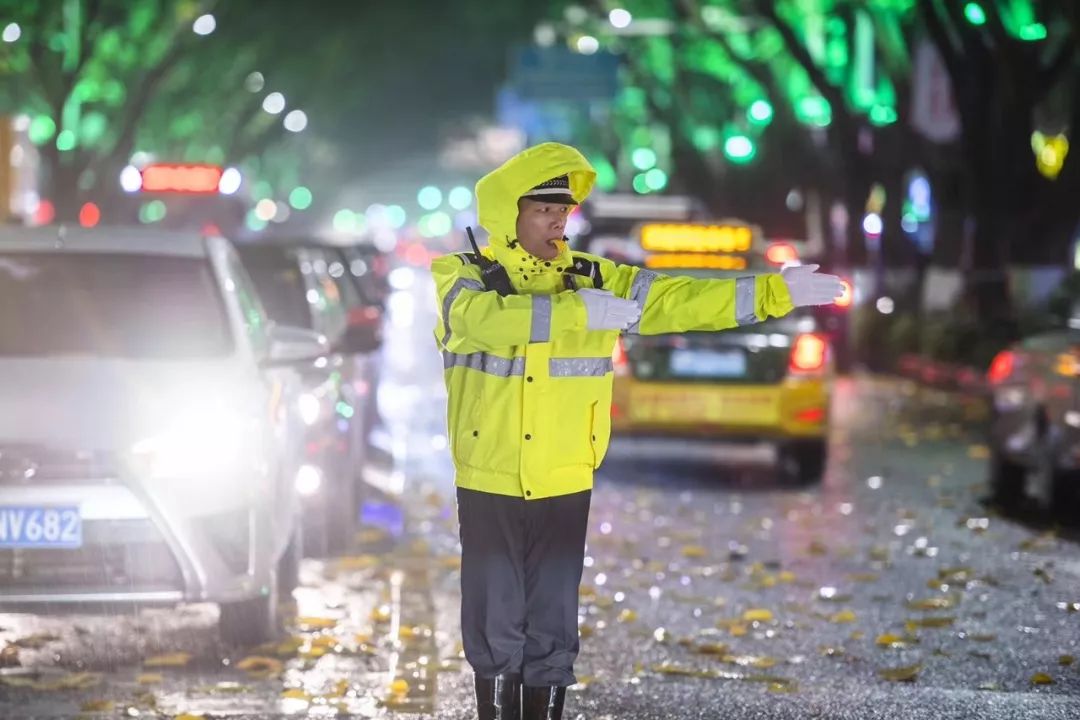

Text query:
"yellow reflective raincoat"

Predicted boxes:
[[432, 143, 795, 500]]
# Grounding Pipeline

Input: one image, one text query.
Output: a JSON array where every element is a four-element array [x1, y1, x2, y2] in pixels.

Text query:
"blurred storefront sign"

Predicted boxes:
[[439, 126, 526, 171], [911, 40, 960, 143], [509, 46, 619, 102]]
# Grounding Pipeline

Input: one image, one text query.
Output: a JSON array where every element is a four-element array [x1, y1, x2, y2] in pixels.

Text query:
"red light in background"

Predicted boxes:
[[987, 351, 1015, 385], [404, 242, 430, 266], [794, 407, 826, 423], [201, 223, 222, 237], [790, 333, 827, 373], [612, 337, 629, 376], [141, 164, 223, 194], [79, 202, 100, 228], [766, 242, 798, 266], [34, 199, 56, 225], [836, 279, 853, 308]]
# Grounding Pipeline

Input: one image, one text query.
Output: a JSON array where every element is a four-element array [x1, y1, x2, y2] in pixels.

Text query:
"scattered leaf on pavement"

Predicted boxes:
[[1031, 673, 1054, 685], [143, 652, 192, 668], [879, 664, 922, 682], [742, 609, 774, 623], [236, 656, 284, 679]]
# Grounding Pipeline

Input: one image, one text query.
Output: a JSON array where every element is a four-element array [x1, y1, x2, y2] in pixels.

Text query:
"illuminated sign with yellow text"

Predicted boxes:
[[638, 223, 755, 254]]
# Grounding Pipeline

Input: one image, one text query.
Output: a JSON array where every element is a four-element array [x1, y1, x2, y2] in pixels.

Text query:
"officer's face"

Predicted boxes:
[[516, 199, 571, 260]]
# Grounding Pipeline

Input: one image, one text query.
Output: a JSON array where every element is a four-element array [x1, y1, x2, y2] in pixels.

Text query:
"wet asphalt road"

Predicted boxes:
[[1, 272, 1078, 719]]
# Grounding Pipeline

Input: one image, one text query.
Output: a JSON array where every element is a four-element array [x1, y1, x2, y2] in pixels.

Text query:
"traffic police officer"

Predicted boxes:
[[432, 142, 843, 719]]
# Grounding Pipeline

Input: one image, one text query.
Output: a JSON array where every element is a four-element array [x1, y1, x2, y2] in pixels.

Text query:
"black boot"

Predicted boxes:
[[474, 673, 522, 720], [522, 685, 566, 720]]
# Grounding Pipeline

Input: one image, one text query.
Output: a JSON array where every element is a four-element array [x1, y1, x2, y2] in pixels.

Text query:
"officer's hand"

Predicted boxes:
[[780, 264, 846, 307], [578, 288, 641, 331]]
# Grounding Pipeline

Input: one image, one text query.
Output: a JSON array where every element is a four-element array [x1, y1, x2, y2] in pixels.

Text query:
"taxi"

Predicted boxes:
[[603, 221, 836, 483]]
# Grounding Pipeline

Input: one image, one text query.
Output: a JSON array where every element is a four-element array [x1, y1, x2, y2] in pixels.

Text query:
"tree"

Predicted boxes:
[[541, 1, 1080, 323]]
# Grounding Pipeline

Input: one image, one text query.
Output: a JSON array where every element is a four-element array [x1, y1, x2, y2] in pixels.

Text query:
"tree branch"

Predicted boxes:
[[752, 0, 853, 129], [917, 0, 964, 84], [1038, 34, 1079, 98]]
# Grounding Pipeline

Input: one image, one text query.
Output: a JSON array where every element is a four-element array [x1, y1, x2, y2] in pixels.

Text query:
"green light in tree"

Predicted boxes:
[[289, 186, 313, 210], [140, 200, 167, 223], [418, 186, 442, 210], [448, 186, 473, 210], [869, 105, 898, 126], [56, 130, 76, 152], [428, 211, 452, 236], [796, 97, 832, 127], [333, 209, 357, 233], [253, 181, 274, 201], [589, 156, 618, 191], [386, 204, 407, 229], [1019, 23, 1047, 41], [748, 100, 774, 126], [246, 209, 268, 232], [28, 115, 56, 145], [724, 135, 756, 164], [692, 127, 721, 152], [964, 3, 987, 25], [632, 173, 650, 194], [79, 113, 107, 146], [644, 168, 668, 191], [631, 148, 657, 171]]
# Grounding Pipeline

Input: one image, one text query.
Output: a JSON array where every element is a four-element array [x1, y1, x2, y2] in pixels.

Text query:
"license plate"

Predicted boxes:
[[0, 506, 82, 548], [669, 349, 747, 379]]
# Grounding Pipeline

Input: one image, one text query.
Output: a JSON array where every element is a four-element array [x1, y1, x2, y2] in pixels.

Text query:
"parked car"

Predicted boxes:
[[0, 226, 323, 645], [236, 239, 384, 555], [987, 306, 1080, 517]]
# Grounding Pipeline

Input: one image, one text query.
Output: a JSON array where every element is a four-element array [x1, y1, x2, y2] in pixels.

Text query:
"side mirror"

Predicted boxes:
[[266, 325, 330, 365], [341, 306, 383, 354]]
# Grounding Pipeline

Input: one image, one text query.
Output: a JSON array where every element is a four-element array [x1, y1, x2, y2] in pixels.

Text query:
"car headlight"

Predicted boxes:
[[131, 403, 259, 479], [298, 393, 321, 426]]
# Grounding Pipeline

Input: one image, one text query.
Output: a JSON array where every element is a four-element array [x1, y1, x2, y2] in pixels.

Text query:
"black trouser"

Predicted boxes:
[[457, 487, 591, 687]]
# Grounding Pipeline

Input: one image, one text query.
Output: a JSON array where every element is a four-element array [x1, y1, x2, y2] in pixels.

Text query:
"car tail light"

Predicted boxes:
[[612, 337, 630, 376], [794, 407, 825, 423], [987, 350, 1015, 384], [347, 305, 382, 326], [790, 333, 828, 374], [766, 242, 799, 266], [835, 279, 853, 309]]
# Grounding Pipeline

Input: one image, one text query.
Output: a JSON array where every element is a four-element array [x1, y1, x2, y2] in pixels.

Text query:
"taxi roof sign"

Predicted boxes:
[[637, 221, 757, 254], [141, 163, 223, 194]]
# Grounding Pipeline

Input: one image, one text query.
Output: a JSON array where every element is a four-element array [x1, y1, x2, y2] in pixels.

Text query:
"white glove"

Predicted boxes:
[[578, 288, 641, 331], [780, 264, 846, 307]]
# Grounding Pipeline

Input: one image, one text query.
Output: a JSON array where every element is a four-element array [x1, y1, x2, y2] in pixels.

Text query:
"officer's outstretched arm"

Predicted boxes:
[[607, 263, 797, 335], [432, 255, 586, 353]]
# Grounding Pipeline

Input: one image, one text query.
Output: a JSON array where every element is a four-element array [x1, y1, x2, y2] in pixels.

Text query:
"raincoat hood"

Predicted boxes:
[[474, 143, 596, 291]]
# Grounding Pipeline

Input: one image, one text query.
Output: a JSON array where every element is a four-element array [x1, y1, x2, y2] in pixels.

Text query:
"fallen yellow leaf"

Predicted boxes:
[[13, 633, 61, 649], [1059, 655, 1075, 667], [143, 652, 192, 668], [295, 616, 337, 631], [879, 663, 922, 682], [1031, 673, 1054, 685], [906, 595, 958, 611], [682, 545, 707, 558], [281, 688, 312, 702], [905, 616, 955, 631], [742, 608, 774, 623], [830, 609, 857, 624], [235, 656, 284, 679], [967, 444, 990, 459], [389, 678, 410, 696], [137, 673, 164, 685], [617, 609, 638, 624], [875, 633, 916, 648], [80, 700, 115, 712]]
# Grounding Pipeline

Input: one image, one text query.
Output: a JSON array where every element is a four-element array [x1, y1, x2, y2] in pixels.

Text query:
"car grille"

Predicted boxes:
[[0, 518, 183, 593], [0, 445, 121, 485]]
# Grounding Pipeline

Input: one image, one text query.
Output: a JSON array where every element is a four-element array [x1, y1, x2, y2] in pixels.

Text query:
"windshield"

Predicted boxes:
[[237, 247, 313, 330], [0, 252, 233, 359]]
